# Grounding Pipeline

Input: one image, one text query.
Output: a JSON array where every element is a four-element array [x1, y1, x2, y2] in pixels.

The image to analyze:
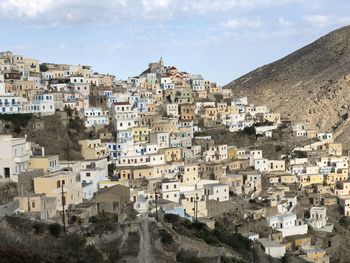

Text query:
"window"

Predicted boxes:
[[32, 202, 35, 208], [113, 201, 119, 211]]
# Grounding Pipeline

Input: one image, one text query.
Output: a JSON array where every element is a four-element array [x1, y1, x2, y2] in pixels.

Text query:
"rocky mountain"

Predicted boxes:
[[225, 25, 350, 137]]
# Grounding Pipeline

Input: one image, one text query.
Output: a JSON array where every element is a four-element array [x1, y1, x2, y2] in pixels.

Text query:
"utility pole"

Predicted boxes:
[[155, 188, 158, 222], [66, 143, 69, 162], [20, 183, 23, 198], [61, 182, 66, 234], [195, 194, 198, 221], [193, 196, 196, 220]]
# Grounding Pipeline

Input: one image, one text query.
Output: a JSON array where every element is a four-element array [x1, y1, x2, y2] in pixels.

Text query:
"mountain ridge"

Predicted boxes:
[[225, 25, 350, 135]]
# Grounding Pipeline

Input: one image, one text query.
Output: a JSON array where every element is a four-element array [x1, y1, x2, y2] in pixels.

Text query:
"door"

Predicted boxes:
[[4, 168, 10, 178]]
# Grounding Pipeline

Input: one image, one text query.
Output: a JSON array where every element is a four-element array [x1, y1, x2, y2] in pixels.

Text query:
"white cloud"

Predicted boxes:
[[278, 17, 293, 27], [0, 0, 299, 26], [0, 0, 59, 18], [142, 0, 171, 10], [303, 15, 329, 27], [222, 18, 263, 30]]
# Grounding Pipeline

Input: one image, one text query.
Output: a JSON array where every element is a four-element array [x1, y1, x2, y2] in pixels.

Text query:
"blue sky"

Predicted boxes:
[[0, 0, 350, 85]]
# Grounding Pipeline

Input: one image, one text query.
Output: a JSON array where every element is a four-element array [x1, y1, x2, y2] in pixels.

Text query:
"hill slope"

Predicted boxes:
[[225, 26, 350, 134]]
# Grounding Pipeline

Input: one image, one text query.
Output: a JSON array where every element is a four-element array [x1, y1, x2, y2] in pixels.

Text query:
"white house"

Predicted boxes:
[[166, 104, 179, 118], [0, 135, 31, 182], [81, 107, 109, 128], [203, 183, 229, 202], [0, 95, 21, 114], [158, 179, 180, 203], [29, 94, 55, 116], [254, 158, 269, 172], [308, 206, 328, 230], [80, 158, 108, 199], [150, 132, 170, 149], [258, 238, 286, 259], [267, 213, 308, 237], [111, 102, 139, 131]]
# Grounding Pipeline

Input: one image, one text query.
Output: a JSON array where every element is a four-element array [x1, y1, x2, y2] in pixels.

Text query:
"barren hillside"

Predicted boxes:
[[225, 25, 350, 136]]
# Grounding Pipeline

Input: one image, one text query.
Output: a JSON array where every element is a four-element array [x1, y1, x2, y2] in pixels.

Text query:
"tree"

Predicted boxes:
[[159, 229, 174, 245], [48, 223, 61, 238], [243, 126, 256, 136]]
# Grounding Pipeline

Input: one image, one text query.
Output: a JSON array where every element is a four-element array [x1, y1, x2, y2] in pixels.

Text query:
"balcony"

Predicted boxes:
[[14, 154, 30, 163]]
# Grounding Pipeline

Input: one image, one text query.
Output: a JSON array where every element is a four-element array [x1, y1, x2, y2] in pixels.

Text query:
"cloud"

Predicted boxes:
[[303, 15, 329, 27], [222, 18, 263, 30], [0, 0, 299, 26], [278, 17, 293, 27], [142, 0, 171, 10]]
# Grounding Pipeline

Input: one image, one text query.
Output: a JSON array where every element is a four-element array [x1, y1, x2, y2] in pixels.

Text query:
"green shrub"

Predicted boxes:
[[48, 223, 62, 237], [242, 126, 256, 136], [176, 249, 201, 263], [213, 225, 252, 256], [164, 213, 181, 224], [159, 229, 174, 245], [14, 125, 22, 134], [33, 223, 46, 234]]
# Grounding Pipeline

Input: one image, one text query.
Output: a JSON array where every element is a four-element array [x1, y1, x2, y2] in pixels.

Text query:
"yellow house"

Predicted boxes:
[[16, 193, 57, 219], [227, 146, 238, 160], [204, 162, 226, 180], [226, 159, 250, 171], [180, 190, 207, 217], [133, 166, 155, 179], [179, 104, 195, 121], [299, 174, 324, 187], [34, 170, 83, 211], [28, 155, 60, 173], [194, 90, 207, 99], [79, 139, 108, 160], [208, 86, 221, 94], [147, 104, 158, 113], [140, 112, 161, 126], [132, 127, 151, 143], [264, 113, 281, 124], [299, 246, 329, 263], [217, 102, 228, 114], [152, 119, 178, 133], [286, 235, 311, 249], [163, 147, 182, 162], [152, 94, 163, 103], [204, 107, 218, 121], [116, 167, 133, 180], [325, 169, 348, 186], [227, 105, 239, 114], [180, 164, 200, 184], [306, 129, 317, 139], [220, 174, 243, 195], [280, 174, 298, 184], [326, 143, 342, 156], [116, 165, 155, 180]]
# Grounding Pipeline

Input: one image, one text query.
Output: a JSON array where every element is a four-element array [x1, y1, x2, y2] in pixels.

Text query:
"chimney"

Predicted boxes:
[[42, 147, 45, 157]]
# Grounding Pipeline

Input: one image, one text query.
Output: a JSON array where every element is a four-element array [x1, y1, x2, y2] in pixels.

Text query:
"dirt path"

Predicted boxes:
[[138, 219, 151, 263]]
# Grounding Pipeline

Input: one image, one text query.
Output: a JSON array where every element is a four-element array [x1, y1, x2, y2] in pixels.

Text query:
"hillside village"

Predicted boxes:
[[0, 51, 350, 262]]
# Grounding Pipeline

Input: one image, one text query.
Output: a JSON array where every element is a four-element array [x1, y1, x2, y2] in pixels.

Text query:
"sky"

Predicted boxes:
[[0, 0, 350, 85]]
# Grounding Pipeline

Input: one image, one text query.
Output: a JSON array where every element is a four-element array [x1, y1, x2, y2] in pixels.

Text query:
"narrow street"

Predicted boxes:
[[138, 219, 152, 263]]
